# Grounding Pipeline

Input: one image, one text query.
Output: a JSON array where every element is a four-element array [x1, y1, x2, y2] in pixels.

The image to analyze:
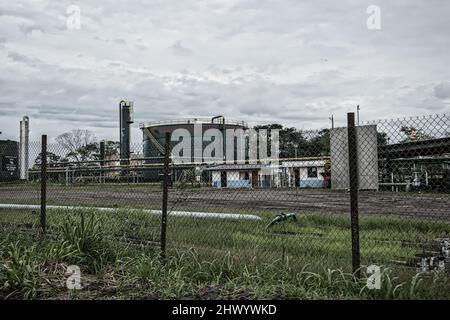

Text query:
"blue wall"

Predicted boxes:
[[227, 180, 251, 188], [299, 179, 323, 188], [213, 180, 250, 188]]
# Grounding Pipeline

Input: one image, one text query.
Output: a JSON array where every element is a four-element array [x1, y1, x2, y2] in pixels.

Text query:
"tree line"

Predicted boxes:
[[34, 130, 120, 166]]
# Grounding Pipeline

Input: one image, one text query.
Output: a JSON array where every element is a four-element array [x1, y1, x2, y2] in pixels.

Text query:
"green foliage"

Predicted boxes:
[[66, 143, 99, 162], [55, 129, 120, 162], [60, 212, 113, 273], [127, 249, 430, 300], [377, 132, 388, 146], [34, 152, 65, 167], [400, 126, 434, 142], [253, 124, 330, 158], [0, 242, 47, 299]]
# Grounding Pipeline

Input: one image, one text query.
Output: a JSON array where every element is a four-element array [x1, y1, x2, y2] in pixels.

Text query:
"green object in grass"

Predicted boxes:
[[266, 212, 297, 229]]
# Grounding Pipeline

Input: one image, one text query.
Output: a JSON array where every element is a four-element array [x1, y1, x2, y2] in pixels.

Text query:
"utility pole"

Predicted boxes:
[[329, 115, 334, 129]]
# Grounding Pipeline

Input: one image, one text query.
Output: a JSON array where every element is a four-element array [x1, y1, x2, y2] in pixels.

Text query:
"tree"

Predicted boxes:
[[34, 152, 65, 168], [253, 124, 333, 158], [400, 126, 433, 142], [377, 132, 388, 146], [66, 143, 100, 162], [56, 130, 97, 162], [253, 124, 310, 158], [308, 129, 330, 156], [103, 141, 120, 157]]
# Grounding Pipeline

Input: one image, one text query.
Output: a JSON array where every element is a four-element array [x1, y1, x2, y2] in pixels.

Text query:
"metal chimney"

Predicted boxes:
[[19, 116, 29, 180], [119, 101, 134, 167]]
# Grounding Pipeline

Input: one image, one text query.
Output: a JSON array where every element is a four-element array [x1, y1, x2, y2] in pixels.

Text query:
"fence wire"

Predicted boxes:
[[0, 113, 449, 275]]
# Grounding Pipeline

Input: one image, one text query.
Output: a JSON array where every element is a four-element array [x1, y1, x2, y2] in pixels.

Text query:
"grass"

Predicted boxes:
[[1, 207, 450, 299]]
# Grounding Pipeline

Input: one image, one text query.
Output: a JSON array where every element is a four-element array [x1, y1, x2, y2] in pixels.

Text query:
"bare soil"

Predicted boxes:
[[0, 184, 448, 219]]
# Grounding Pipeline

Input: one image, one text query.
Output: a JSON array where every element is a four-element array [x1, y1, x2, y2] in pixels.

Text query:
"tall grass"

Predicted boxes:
[[59, 211, 116, 273], [1, 208, 450, 299], [0, 241, 48, 299], [125, 248, 434, 300]]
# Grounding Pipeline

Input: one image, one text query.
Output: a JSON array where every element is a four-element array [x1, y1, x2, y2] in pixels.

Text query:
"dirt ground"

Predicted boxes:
[[0, 183, 449, 219]]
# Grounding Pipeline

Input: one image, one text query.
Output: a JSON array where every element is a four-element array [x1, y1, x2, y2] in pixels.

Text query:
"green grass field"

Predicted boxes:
[[1, 207, 450, 299]]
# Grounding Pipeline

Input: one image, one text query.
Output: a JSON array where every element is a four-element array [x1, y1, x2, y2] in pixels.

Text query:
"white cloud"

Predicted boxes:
[[0, 0, 449, 142], [434, 82, 450, 100]]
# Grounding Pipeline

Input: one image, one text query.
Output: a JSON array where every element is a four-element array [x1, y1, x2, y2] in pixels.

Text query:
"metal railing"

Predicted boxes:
[[140, 118, 248, 128]]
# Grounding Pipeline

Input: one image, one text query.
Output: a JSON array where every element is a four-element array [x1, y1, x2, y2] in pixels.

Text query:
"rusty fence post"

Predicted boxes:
[[160, 132, 171, 262], [347, 112, 360, 276], [100, 141, 105, 183], [40, 134, 47, 237]]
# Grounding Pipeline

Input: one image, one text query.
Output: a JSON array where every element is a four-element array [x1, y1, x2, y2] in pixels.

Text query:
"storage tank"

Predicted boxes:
[[140, 117, 248, 180], [0, 140, 20, 182]]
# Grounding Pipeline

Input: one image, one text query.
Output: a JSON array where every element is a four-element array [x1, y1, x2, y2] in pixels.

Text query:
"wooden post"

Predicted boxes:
[[347, 113, 360, 276]]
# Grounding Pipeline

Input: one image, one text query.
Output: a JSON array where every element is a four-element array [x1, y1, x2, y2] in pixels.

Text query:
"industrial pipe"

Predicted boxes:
[[212, 115, 226, 161], [19, 116, 29, 180]]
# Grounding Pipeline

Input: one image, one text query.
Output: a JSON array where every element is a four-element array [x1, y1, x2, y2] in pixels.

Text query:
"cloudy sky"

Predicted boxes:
[[0, 0, 449, 142]]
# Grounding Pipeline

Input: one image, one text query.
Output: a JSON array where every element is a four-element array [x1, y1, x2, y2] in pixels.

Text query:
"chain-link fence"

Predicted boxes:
[[0, 113, 449, 275]]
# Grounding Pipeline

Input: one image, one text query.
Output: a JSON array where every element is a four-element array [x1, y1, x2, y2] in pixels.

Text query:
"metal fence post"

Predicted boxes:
[[40, 134, 47, 237], [160, 132, 171, 262], [347, 113, 360, 276], [100, 141, 105, 184]]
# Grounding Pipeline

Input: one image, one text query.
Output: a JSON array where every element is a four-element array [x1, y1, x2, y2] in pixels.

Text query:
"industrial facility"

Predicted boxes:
[[4, 101, 448, 193], [0, 140, 19, 182], [378, 137, 450, 192]]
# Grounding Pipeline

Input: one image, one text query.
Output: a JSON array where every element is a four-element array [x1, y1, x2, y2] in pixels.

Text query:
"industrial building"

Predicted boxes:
[[208, 163, 263, 188], [207, 159, 327, 189], [378, 137, 450, 192], [0, 140, 19, 182], [281, 160, 327, 188]]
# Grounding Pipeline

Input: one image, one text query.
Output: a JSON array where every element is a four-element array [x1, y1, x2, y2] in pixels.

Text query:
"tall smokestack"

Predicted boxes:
[[19, 116, 29, 180], [119, 101, 134, 167]]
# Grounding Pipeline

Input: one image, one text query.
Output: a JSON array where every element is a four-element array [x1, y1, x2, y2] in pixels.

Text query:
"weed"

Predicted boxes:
[[0, 242, 47, 299]]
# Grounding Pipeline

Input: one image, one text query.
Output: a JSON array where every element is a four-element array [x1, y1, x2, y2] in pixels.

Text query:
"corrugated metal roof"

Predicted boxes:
[[206, 164, 265, 171], [281, 160, 326, 167], [207, 160, 326, 171]]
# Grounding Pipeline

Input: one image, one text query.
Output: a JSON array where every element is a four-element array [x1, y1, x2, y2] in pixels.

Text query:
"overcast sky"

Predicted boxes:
[[1, 0, 449, 142]]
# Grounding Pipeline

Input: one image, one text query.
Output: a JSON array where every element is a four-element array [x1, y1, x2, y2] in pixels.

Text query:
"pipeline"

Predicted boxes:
[[0, 203, 262, 221]]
